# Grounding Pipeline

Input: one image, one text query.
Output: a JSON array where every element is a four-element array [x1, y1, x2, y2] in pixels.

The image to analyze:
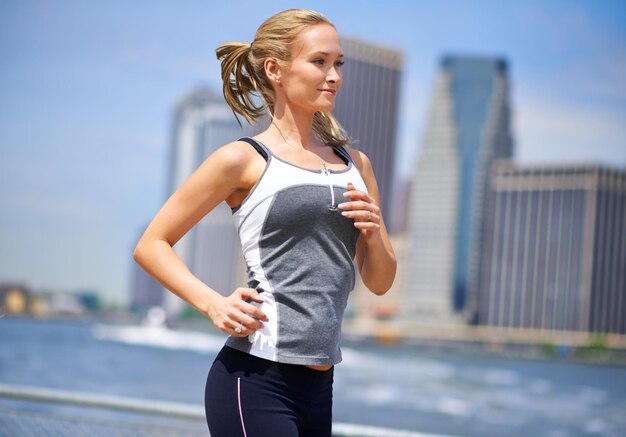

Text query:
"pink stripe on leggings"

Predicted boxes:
[[237, 377, 248, 437]]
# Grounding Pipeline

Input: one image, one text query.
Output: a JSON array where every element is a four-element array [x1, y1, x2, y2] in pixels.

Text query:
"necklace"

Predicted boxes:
[[271, 120, 305, 151], [271, 120, 329, 170]]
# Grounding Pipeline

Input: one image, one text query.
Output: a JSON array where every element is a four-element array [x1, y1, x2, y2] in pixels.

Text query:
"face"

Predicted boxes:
[[277, 24, 343, 113]]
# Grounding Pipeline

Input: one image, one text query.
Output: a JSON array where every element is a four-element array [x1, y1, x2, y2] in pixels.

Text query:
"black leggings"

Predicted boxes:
[[205, 346, 334, 437]]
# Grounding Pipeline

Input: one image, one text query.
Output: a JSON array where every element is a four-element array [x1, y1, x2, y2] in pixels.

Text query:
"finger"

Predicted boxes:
[[342, 191, 368, 201], [342, 189, 373, 203], [229, 322, 247, 336], [354, 221, 381, 231], [240, 288, 264, 303], [236, 312, 264, 330], [229, 310, 262, 331], [343, 183, 372, 202], [239, 302, 269, 325], [338, 200, 378, 212], [243, 289, 268, 321], [340, 210, 380, 222], [359, 211, 379, 222], [234, 289, 268, 322]]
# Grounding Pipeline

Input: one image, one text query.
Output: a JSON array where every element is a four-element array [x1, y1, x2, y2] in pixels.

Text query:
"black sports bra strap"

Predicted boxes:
[[332, 145, 351, 165], [240, 136, 350, 166], [238, 137, 269, 162]]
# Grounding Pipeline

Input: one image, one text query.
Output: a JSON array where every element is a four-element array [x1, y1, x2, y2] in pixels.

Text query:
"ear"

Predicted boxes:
[[264, 57, 282, 87]]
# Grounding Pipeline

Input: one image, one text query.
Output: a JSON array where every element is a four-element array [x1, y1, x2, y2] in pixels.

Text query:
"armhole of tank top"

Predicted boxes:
[[231, 137, 272, 214], [341, 147, 369, 194]]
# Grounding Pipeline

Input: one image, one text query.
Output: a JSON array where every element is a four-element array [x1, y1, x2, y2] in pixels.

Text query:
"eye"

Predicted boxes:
[[313, 59, 325, 65], [335, 60, 345, 68]]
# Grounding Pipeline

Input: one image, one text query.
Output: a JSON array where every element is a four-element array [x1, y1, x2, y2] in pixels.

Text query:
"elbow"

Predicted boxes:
[[369, 288, 388, 297], [365, 262, 397, 296], [132, 246, 140, 263], [132, 239, 146, 265], [133, 235, 172, 267], [368, 282, 393, 296]]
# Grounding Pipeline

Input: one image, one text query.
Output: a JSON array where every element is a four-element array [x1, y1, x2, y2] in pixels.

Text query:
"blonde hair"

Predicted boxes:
[[215, 9, 350, 147]]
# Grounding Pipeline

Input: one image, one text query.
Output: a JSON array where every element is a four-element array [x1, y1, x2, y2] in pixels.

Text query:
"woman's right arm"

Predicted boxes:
[[132, 141, 268, 336]]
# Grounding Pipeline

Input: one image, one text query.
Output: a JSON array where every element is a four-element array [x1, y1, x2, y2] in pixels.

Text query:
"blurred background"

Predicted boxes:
[[1, 1, 625, 436]]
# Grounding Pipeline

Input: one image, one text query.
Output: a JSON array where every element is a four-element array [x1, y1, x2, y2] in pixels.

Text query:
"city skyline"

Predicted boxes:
[[1, 1, 625, 303], [405, 55, 513, 324]]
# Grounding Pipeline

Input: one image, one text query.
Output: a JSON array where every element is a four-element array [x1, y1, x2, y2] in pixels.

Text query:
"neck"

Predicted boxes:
[[271, 103, 315, 150]]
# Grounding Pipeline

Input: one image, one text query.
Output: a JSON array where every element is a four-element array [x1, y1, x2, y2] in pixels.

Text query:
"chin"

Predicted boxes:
[[315, 101, 336, 112]]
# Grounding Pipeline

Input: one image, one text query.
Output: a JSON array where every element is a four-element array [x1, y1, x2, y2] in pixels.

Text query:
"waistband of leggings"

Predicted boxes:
[[217, 345, 334, 379]]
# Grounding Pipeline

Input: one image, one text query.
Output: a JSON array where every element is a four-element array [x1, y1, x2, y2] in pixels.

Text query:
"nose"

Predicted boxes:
[[327, 65, 341, 84]]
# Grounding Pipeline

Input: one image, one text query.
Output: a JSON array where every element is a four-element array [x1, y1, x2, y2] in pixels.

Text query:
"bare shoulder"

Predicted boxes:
[[344, 145, 373, 176], [187, 138, 264, 201], [344, 145, 381, 200], [202, 139, 266, 207], [207, 139, 260, 171]]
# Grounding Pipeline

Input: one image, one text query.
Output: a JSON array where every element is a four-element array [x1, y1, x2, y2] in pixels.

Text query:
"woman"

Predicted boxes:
[[133, 8, 396, 437]]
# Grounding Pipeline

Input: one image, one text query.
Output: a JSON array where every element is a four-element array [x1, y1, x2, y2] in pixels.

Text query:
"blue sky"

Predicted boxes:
[[1, 0, 625, 304]]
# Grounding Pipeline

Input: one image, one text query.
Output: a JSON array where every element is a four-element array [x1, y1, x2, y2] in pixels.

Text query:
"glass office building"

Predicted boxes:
[[406, 56, 512, 323], [479, 161, 626, 334], [162, 88, 254, 315], [333, 38, 403, 227]]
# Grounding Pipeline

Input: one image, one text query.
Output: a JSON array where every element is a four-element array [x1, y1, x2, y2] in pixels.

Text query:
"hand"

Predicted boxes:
[[207, 287, 268, 337], [338, 182, 381, 243]]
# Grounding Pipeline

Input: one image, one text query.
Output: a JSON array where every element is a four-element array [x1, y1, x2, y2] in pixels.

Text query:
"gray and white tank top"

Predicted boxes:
[[224, 137, 368, 366]]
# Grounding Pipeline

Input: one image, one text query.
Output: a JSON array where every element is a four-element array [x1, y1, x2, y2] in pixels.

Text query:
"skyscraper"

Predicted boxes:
[[163, 88, 255, 315], [334, 37, 403, 228], [406, 56, 513, 324], [479, 161, 626, 334], [166, 88, 233, 275]]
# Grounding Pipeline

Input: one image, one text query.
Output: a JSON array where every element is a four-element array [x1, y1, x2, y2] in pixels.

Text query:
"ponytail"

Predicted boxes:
[[215, 42, 264, 126]]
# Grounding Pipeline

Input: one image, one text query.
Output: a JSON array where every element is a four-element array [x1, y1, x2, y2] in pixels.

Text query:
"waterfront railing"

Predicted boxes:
[[0, 383, 455, 437]]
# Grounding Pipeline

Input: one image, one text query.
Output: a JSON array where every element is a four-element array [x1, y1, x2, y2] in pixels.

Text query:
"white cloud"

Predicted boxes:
[[514, 89, 626, 167], [509, 3, 626, 168]]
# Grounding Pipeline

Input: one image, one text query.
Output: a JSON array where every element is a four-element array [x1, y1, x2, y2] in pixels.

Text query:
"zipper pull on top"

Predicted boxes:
[[321, 162, 337, 210]]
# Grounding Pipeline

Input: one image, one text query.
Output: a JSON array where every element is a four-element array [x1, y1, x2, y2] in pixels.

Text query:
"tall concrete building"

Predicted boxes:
[[406, 56, 513, 324], [163, 88, 256, 315], [334, 37, 403, 228], [478, 161, 626, 334], [166, 89, 233, 273]]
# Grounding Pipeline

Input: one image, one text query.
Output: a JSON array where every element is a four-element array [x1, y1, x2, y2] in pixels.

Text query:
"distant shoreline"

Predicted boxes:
[[343, 319, 626, 367], [6, 313, 626, 367]]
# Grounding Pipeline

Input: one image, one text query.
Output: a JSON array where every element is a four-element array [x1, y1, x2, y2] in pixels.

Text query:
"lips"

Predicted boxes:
[[319, 89, 336, 95]]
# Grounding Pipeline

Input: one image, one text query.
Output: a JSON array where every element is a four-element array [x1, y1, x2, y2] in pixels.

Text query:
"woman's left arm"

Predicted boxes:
[[338, 149, 397, 295]]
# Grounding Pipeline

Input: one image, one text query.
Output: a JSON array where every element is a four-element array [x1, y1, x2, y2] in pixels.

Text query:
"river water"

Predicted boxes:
[[1, 317, 625, 436]]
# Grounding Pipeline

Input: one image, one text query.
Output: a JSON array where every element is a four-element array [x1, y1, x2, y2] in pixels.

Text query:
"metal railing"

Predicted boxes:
[[0, 383, 454, 437]]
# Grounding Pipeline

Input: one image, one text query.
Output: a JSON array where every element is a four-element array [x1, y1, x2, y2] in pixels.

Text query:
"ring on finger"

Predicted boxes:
[[234, 323, 244, 334], [367, 211, 372, 221]]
